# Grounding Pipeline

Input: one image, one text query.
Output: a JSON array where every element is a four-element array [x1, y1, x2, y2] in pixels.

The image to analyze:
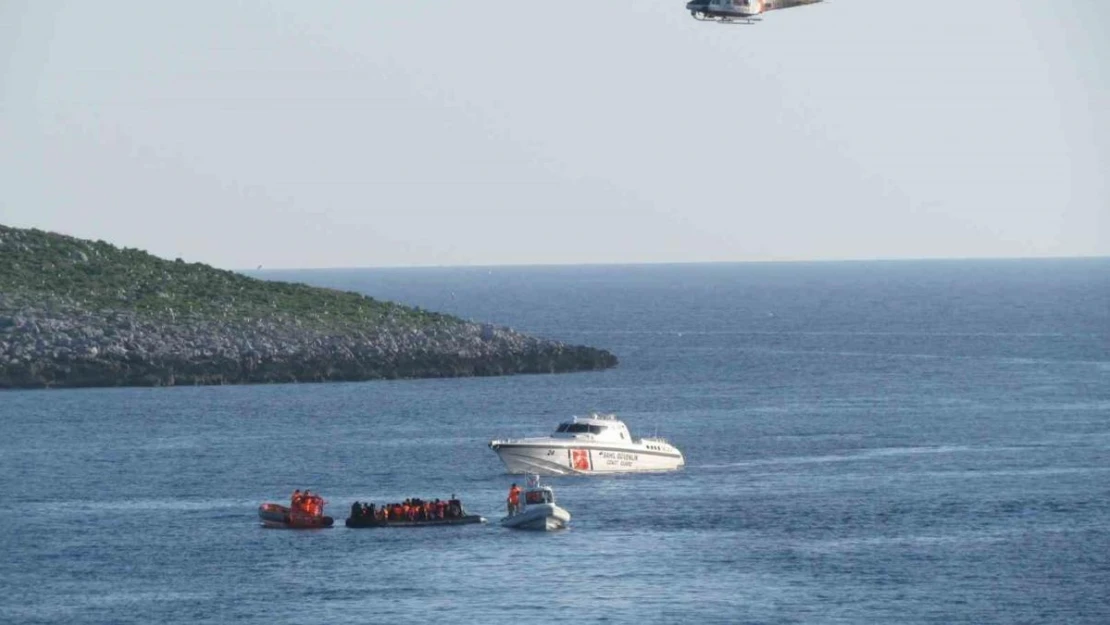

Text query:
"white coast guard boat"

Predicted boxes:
[[489, 413, 684, 476], [500, 475, 571, 531]]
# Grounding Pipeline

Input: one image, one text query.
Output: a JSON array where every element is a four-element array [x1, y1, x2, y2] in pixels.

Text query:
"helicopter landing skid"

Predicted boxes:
[[691, 12, 760, 24]]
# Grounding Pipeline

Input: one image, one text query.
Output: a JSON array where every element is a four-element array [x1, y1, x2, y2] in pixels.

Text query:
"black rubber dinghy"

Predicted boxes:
[[345, 515, 485, 528]]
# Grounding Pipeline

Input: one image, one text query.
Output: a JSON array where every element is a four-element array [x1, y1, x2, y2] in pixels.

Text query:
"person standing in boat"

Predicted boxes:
[[301, 490, 322, 516], [507, 483, 522, 516]]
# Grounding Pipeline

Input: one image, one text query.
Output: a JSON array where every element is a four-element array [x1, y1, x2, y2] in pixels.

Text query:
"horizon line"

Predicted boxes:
[[239, 254, 1110, 273]]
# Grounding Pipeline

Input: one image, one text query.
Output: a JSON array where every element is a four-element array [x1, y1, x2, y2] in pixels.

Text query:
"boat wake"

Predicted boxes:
[[695, 445, 1026, 470]]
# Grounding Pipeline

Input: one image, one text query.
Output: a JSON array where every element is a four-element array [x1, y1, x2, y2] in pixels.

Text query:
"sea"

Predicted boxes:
[[1, 259, 1108, 624]]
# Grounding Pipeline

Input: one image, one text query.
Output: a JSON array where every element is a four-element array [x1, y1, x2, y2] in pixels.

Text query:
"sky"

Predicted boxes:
[[1, 0, 1107, 269]]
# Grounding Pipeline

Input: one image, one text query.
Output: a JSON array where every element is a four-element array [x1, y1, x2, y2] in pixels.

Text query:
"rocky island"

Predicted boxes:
[[0, 224, 618, 389]]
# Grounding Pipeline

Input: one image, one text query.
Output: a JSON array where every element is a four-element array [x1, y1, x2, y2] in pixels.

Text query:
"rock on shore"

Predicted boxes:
[[0, 225, 617, 389]]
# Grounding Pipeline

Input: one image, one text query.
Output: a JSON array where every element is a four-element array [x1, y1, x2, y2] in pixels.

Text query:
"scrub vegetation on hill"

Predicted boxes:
[[0, 224, 618, 389]]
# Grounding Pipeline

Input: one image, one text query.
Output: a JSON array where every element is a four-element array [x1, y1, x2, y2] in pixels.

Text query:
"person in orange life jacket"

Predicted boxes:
[[303, 490, 322, 516], [507, 483, 522, 515]]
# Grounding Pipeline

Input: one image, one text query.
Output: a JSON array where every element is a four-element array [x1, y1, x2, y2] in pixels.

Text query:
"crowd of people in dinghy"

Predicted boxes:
[[348, 496, 467, 522]]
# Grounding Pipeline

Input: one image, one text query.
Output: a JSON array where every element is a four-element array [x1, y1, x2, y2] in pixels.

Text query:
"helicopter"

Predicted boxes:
[[686, 0, 823, 24]]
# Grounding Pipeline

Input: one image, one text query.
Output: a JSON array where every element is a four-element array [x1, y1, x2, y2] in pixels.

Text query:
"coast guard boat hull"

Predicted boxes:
[[489, 413, 684, 476]]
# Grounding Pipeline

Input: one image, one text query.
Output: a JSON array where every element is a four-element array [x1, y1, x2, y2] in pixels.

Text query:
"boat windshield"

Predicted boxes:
[[525, 490, 553, 504], [556, 423, 606, 434]]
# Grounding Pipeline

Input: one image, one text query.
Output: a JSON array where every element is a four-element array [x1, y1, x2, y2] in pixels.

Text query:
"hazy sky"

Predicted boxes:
[[2, 1, 1107, 268]]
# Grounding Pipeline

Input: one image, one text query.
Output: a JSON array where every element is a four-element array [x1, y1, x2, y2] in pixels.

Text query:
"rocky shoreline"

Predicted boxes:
[[0, 225, 618, 389], [0, 292, 616, 389]]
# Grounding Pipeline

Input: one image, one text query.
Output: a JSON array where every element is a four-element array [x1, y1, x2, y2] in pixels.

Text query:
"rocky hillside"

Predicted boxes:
[[0, 225, 617, 389]]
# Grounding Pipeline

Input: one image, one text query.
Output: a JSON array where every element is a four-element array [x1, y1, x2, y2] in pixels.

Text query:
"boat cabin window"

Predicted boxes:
[[525, 490, 552, 504], [560, 423, 606, 434]]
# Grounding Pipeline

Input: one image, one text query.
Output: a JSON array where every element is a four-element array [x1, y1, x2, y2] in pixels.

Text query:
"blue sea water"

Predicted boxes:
[[2, 259, 1108, 624]]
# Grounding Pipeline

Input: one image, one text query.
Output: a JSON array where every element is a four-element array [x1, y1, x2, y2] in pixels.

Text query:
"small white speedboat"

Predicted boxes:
[[500, 475, 571, 531]]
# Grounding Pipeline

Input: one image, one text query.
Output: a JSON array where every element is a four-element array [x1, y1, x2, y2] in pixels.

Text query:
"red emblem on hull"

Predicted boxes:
[[571, 449, 591, 471]]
